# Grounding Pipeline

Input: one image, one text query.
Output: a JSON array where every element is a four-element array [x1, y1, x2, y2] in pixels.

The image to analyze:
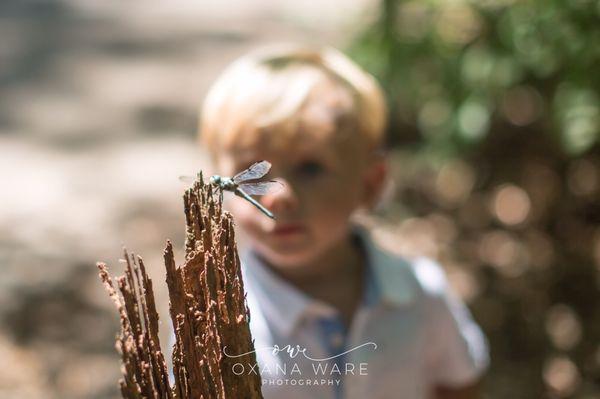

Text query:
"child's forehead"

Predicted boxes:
[[223, 87, 361, 162]]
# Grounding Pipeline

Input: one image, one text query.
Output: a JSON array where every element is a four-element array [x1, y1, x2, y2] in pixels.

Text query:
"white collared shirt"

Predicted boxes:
[[239, 229, 489, 399]]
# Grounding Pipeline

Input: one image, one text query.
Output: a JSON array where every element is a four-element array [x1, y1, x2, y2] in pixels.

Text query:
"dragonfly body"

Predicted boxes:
[[209, 175, 236, 191], [181, 161, 282, 220], [232, 186, 275, 219]]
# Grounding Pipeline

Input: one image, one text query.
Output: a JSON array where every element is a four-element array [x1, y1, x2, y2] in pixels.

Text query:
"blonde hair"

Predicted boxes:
[[200, 44, 387, 157]]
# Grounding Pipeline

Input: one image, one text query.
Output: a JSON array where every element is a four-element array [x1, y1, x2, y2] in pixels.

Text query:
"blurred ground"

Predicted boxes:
[[0, 0, 374, 398]]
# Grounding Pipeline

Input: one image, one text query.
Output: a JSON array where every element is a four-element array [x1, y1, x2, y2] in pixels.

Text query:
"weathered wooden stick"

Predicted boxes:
[[98, 172, 263, 398]]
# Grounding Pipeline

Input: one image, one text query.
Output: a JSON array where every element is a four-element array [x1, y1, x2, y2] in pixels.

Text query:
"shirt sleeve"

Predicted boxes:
[[414, 257, 490, 388]]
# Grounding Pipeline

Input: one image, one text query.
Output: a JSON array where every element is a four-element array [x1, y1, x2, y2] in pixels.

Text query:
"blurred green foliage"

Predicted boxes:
[[350, 2, 600, 397], [349, 0, 600, 155]]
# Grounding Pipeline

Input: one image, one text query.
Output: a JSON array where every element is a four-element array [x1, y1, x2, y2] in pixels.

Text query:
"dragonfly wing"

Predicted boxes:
[[232, 160, 272, 183], [237, 180, 284, 196]]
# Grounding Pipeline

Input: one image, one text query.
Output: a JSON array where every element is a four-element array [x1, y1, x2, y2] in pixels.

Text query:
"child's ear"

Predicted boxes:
[[361, 154, 389, 210]]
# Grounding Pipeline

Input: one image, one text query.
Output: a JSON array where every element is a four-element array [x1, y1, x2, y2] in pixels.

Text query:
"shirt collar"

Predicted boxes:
[[242, 250, 335, 337], [241, 226, 416, 336], [356, 227, 417, 308]]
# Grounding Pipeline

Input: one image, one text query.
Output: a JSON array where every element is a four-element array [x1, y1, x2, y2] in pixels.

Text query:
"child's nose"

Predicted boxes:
[[260, 178, 299, 215]]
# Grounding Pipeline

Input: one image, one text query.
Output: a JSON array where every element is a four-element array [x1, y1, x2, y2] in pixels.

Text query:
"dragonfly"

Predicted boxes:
[[179, 160, 283, 219]]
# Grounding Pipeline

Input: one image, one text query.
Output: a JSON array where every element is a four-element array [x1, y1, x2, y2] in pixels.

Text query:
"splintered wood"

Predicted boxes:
[[98, 173, 263, 399]]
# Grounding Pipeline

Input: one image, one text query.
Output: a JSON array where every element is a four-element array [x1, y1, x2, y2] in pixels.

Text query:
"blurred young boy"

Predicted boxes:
[[199, 45, 489, 399]]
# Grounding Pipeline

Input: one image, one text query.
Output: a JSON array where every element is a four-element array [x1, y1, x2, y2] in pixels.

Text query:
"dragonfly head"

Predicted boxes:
[[209, 175, 221, 186]]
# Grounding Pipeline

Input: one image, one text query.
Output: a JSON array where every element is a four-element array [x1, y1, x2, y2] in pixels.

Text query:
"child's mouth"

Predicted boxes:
[[272, 224, 306, 236]]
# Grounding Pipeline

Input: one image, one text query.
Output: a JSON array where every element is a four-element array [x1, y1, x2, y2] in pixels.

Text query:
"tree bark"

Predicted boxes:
[[98, 172, 263, 399]]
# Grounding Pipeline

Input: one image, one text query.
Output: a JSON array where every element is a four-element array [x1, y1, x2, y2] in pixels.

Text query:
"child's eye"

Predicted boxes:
[[295, 160, 326, 178]]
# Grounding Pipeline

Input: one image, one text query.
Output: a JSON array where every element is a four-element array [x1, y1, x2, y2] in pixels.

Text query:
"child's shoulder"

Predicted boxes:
[[364, 229, 490, 384]]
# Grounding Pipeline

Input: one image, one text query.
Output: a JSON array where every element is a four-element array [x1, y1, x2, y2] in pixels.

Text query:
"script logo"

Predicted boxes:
[[223, 342, 377, 361]]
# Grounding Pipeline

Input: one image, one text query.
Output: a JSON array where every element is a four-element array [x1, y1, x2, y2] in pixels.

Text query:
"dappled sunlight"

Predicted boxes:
[[1, 0, 598, 397]]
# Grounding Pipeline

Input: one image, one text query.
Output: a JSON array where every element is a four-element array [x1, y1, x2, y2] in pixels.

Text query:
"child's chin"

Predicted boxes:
[[260, 246, 320, 269]]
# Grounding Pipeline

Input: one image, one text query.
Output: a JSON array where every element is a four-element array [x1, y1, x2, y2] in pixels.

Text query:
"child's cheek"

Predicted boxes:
[[316, 179, 362, 212]]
